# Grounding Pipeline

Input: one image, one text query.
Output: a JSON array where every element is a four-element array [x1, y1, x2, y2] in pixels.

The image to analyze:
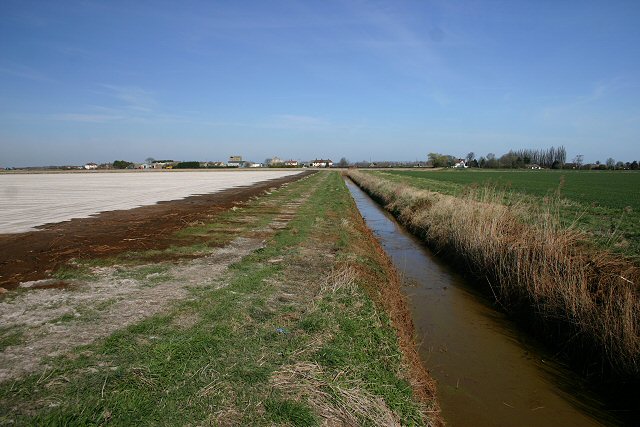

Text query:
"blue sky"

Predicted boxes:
[[1, 0, 639, 166]]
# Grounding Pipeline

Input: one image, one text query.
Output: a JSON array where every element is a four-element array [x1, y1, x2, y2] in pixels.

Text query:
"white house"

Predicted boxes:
[[311, 159, 333, 167], [453, 159, 467, 168], [84, 162, 98, 170], [284, 160, 299, 167]]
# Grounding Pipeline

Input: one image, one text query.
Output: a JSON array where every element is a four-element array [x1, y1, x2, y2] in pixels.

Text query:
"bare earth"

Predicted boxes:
[[0, 174, 312, 383], [0, 172, 310, 289], [0, 170, 302, 233]]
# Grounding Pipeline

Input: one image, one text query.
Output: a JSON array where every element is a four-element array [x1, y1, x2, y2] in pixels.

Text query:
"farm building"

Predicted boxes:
[[311, 159, 333, 167]]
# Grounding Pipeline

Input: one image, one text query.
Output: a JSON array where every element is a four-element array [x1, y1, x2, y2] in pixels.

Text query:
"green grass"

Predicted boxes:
[[264, 398, 317, 426], [0, 172, 429, 425], [372, 169, 640, 260], [0, 327, 25, 352]]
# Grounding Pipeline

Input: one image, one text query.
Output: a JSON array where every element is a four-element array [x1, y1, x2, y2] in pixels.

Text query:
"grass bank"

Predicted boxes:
[[347, 170, 640, 383], [0, 171, 441, 426], [373, 169, 640, 260]]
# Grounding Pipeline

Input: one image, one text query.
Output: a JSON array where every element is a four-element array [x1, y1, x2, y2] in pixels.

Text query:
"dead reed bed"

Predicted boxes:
[[348, 170, 640, 380]]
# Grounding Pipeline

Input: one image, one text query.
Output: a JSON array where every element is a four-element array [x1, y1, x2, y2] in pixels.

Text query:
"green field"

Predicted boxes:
[[369, 169, 640, 260]]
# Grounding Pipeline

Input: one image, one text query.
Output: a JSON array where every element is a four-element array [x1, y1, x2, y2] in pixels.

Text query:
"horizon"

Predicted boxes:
[[1, 1, 639, 167]]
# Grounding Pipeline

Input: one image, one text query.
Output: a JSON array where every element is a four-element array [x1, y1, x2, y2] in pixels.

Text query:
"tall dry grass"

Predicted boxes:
[[348, 170, 640, 379]]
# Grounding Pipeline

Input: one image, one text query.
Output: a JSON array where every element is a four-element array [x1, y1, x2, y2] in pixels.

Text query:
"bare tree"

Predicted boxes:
[[465, 152, 475, 163], [573, 154, 584, 169], [606, 157, 615, 169]]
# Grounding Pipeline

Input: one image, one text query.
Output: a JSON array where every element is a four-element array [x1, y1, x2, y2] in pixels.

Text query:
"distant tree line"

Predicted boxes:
[[174, 161, 201, 169], [423, 146, 638, 171], [472, 146, 567, 169], [112, 160, 134, 169]]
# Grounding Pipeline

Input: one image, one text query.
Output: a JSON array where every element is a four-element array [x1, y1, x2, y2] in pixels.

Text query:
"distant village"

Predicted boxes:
[[4, 146, 637, 171], [5, 156, 337, 171]]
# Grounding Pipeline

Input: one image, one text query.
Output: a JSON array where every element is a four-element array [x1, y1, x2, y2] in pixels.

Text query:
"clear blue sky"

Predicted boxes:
[[1, 0, 639, 167]]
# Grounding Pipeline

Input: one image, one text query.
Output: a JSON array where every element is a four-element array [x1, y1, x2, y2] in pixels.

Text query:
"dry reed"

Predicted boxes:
[[348, 170, 640, 379]]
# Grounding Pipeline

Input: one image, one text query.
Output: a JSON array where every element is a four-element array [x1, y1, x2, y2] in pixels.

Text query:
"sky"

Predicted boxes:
[[1, 0, 639, 167]]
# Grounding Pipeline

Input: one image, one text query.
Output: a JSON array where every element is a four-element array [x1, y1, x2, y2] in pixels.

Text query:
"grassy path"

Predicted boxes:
[[0, 172, 440, 426]]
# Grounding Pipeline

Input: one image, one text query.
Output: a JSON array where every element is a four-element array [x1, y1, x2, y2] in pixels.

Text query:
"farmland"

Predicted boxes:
[[0, 170, 302, 234], [0, 171, 439, 425], [370, 169, 640, 260]]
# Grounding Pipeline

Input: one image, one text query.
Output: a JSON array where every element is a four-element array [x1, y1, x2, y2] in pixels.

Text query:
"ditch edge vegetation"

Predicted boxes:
[[347, 170, 640, 390]]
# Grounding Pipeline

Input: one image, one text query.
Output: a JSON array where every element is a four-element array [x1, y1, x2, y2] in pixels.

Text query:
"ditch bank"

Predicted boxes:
[[347, 170, 640, 424]]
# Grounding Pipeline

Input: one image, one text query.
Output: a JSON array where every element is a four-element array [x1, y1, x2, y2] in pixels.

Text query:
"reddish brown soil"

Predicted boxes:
[[0, 172, 312, 289]]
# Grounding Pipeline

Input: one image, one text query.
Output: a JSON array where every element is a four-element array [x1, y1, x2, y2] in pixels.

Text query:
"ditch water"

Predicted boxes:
[[345, 179, 618, 427]]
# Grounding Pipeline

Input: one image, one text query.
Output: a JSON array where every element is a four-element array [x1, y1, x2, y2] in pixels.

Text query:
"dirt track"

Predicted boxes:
[[0, 171, 313, 289]]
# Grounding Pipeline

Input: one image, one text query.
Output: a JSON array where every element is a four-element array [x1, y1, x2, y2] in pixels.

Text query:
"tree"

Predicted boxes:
[[174, 161, 201, 169], [606, 158, 615, 170], [499, 151, 518, 168], [113, 160, 133, 169], [485, 153, 498, 168], [428, 153, 456, 168], [573, 154, 584, 169], [337, 157, 349, 168], [428, 153, 445, 167], [145, 157, 155, 165], [465, 152, 475, 164]]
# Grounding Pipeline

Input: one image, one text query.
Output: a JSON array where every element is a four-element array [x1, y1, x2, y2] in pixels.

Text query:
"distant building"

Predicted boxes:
[[266, 156, 284, 166], [84, 162, 98, 170], [202, 161, 226, 168], [284, 160, 299, 167], [228, 155, 243, 167], [530, 164, 542, 170], [453, 159, 467, 168], [151, 160, 175, 169], [311, 159, 333, 168]]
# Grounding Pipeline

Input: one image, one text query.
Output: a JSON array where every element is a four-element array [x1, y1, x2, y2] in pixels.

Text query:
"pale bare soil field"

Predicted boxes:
[[0, 170, 302, 233], [0, 171, 305, 289]]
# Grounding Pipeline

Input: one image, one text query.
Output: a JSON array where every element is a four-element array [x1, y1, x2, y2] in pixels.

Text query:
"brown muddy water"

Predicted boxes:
[[345, 180, 622, 427]]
